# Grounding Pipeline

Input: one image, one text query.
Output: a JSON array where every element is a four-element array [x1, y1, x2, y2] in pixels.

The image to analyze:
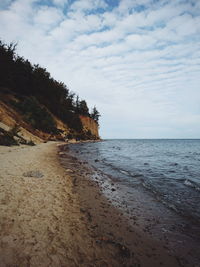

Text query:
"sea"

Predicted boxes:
[[65, 139, 200, 265], [68, 139, 200, 225]]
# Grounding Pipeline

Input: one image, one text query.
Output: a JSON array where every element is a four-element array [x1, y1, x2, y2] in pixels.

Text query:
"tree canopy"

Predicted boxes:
[[91, 106, 101, 124], [0, 40, 100, 133]]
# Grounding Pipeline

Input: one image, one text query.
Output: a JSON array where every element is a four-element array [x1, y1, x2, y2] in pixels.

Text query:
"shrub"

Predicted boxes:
[[12, 97, 58, 134]]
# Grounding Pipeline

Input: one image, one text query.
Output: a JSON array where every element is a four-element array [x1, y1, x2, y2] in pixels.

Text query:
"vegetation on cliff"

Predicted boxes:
[[0, 40, 100, 142]]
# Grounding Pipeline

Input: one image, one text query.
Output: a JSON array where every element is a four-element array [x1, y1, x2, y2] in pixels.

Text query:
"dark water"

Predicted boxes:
[[69, 139, 200, 224]]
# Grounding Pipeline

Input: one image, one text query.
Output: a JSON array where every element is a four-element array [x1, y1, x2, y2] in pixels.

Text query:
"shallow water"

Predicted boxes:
[[63, 139, 200, 266], [69, 139, 200, 224]]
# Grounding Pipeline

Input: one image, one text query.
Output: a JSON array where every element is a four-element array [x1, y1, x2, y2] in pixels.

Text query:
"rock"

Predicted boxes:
[[66, 169, 74, 173], [23, 170, 44, 178]]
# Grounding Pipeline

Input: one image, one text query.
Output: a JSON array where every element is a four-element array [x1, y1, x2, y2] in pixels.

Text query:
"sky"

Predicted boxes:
[[0, 0, 200, 138]]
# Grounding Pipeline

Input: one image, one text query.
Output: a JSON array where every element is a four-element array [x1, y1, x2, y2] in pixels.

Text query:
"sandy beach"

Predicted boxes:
[[0, 142, 188, 266]]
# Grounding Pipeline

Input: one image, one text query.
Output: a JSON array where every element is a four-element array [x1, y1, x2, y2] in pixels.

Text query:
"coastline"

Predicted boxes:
[[0, 142, 193, 266], [60, 142, 200, 267], [59, 144, 185, 267]]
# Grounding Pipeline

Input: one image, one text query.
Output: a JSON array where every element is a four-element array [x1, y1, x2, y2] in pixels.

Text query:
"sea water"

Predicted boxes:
[[69, 139, 200, 224]]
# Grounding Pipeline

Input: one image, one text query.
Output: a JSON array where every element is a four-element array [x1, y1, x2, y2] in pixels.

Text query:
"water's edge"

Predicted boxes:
[[60, 142, 200, 266]]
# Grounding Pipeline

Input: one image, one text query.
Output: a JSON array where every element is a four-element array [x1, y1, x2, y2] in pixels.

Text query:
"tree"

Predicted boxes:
[[91, 106, 100, 124], [0, 40, 100, 138], [0, 41, 17, 89], [75, 95, 80, 113], [79, 100, 89, 116]]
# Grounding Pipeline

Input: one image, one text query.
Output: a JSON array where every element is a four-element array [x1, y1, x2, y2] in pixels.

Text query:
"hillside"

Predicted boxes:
[[0, 41, 100, 145]]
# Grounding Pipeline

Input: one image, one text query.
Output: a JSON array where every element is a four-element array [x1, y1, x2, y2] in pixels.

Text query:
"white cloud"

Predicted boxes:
[[0, 0, 200, 138], [125, 34, 156, 49], [167, 14, 200, 37], [34, 6, 64, 29]]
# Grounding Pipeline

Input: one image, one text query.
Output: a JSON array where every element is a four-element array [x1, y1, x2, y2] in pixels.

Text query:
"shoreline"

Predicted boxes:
[[0, 142, 197, 266], [59, 144, 183, 267], [61, 142, 200, 267]]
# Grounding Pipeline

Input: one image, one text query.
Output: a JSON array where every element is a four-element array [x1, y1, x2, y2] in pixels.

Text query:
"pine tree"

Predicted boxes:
[[79, 100, 89, 116], [91, 106, 100, 123]]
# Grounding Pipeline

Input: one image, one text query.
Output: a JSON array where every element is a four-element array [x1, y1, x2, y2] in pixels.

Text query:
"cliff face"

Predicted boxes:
[[0, 91, 100, 145], [80, 115, 99, 139], [0, 98, 44, 144]]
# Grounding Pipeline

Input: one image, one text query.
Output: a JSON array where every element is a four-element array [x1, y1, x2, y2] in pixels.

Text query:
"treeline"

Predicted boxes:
[[0, 40, 100, 135]]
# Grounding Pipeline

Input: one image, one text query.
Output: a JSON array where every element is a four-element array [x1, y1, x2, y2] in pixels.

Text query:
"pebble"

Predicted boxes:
[[23, 170, 44, 178]]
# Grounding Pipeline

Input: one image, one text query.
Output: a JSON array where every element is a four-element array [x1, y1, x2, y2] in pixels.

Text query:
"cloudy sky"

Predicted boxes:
[[0, 0, 200, 138]]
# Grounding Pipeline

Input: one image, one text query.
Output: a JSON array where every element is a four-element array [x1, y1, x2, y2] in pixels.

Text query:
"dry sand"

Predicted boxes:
[[0, 142, 182, 266]]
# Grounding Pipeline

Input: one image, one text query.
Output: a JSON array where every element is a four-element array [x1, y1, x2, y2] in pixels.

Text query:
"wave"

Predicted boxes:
[[192, 152, 200, 156], [183, 179, 200, 192], [119, 169, 130, 175]]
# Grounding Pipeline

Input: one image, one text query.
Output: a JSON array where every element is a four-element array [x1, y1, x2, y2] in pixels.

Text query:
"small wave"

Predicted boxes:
[[119, 169, 129, 175], [183, 179, 200, 192], [131, 173, 144, 178], [141, 182, 182, 214], [192, 152, 200, 156]]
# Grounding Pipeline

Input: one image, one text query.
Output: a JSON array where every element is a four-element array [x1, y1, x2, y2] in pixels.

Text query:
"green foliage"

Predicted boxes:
[[79, 100, 89, 116], [13, 97, 57, 133], [0, 40, 101, 139], [91, 106, 100, 124]]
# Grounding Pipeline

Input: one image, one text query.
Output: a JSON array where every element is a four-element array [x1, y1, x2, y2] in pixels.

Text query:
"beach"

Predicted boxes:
[[0, 142, 192, 266]]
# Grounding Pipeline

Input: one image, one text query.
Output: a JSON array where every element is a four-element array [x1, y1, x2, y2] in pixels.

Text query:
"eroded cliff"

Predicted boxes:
[[80, 115, 99, 139], [0, 91, 100, 145]]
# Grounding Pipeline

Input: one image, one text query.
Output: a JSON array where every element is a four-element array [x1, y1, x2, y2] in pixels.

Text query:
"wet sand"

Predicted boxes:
[[59, 145, 188, 267], [0, 142, 197, 266]]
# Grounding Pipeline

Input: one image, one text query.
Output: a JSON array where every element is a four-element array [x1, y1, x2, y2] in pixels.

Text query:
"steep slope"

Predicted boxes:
[[0, 90, 100, 145], [80, 115, 99, 139], [0, 40, 100, 145]]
